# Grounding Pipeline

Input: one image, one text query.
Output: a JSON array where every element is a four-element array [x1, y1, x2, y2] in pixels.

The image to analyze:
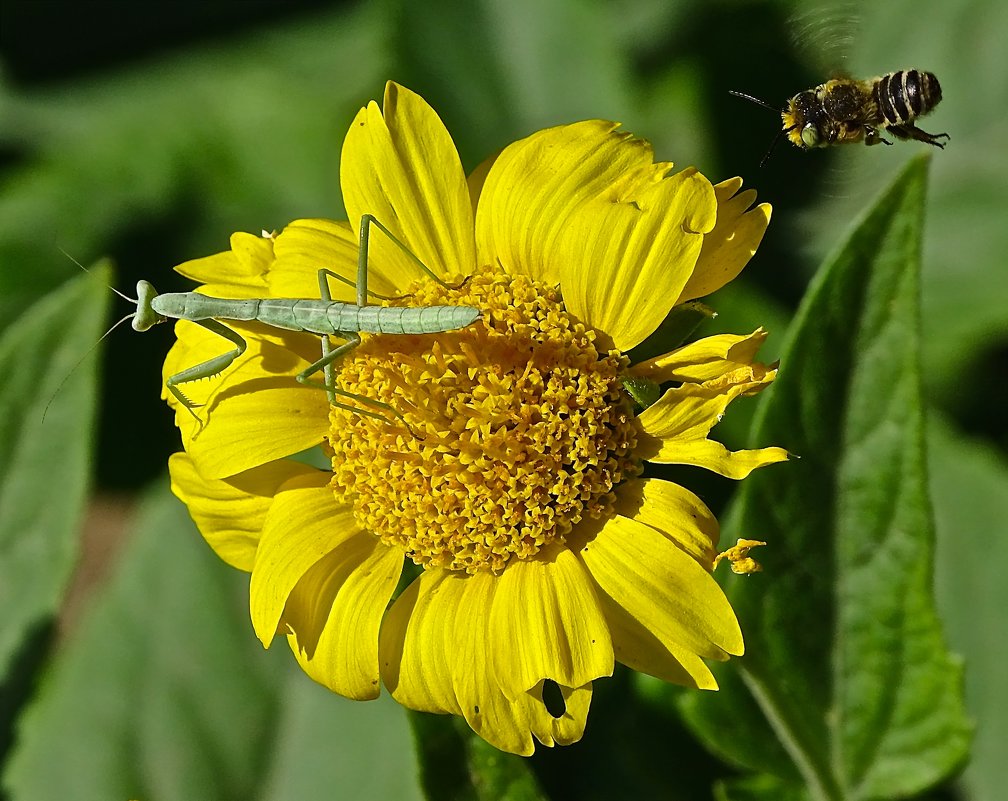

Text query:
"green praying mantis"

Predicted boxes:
[[113, 214, 481, 427], [62, 212, 684, 429]]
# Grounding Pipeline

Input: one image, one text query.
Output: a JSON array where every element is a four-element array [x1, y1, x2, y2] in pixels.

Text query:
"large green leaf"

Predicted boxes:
[[3, 483, 422, 801], [679, 156, 971, 799], [928, 416, 1008, 801], [0, 268, 108, 683]]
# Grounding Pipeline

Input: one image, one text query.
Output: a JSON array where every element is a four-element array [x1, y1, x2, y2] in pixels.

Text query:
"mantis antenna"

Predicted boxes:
[[42, 251, 139, 423]]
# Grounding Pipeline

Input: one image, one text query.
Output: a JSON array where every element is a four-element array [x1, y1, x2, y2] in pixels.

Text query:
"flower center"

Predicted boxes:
[[327, 269, 641, 574]]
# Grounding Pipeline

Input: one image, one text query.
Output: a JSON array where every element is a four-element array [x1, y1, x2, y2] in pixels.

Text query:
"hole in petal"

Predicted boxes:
[[542, 679, 566, 718]]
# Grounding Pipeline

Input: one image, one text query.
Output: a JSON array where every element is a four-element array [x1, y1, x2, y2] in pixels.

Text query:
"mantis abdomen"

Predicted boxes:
[[151, 294, 481, 335]]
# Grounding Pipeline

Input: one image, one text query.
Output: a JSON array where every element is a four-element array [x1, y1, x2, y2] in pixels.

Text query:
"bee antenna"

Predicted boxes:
[[759, 126, 795, 168], [728, 90, 783, 114]]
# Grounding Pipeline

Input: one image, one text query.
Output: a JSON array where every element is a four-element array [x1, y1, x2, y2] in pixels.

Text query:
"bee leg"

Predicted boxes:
[[887, 124, 950, 149], [865, 127, 892, 146]]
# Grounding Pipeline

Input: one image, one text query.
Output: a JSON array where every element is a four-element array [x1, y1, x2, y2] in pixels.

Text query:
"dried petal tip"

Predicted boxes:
[[714, 538, 767, 575]]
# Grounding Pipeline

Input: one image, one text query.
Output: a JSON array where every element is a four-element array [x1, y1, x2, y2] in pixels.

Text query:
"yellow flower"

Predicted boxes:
[[166, 81, 787, 755]]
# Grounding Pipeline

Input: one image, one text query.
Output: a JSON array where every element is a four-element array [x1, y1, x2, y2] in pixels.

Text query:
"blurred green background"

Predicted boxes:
[[0, 0, 1005, 799]]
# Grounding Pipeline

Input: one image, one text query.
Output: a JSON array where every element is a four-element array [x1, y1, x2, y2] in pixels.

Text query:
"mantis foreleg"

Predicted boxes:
[[166, 319, 247, 421]]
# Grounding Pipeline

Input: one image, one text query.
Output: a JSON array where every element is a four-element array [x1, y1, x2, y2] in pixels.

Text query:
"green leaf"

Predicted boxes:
[[0, 268, 108, 682], [716, 773, 812, 801], [3, 483, 422, 801], [409, 712, 547, 801], [262, 677, 423, 801], [680, 155, 971, 800], [928, 415, 1008, 801], [3, 483, 281, 800]]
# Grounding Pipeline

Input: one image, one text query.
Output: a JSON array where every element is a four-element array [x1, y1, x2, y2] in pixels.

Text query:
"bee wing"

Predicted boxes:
[[787, 1, 860, 77]]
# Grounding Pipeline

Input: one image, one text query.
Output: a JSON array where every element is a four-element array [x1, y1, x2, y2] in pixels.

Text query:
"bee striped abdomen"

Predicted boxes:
[[874, 70, 942, 127]]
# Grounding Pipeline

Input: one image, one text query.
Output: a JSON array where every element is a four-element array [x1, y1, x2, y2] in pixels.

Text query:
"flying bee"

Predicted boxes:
[[731, 69, 949, 165]]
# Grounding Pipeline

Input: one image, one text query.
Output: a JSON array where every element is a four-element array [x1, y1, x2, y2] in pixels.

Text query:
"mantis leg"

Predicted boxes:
[[358, 213, 450, 290], [316, 269, 339, 405], [306, 215, 449, 427], [315, 266, 401, 404], [166, 319, 247, 421], [295, 331, 407, 427]]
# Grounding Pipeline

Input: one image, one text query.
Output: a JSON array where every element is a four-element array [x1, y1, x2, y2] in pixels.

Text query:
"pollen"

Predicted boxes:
[[326, 269, 642, 574]]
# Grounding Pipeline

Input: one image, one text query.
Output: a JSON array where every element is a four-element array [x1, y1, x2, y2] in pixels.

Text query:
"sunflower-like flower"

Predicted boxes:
[[165, 81, 787, 755]]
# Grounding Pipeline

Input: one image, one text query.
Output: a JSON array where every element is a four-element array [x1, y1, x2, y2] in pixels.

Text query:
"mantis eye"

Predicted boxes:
[[800, 124, 819, 148]]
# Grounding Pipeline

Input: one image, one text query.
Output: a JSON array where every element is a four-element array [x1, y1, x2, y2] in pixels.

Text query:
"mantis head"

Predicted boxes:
[[133, 280, 166, 331]]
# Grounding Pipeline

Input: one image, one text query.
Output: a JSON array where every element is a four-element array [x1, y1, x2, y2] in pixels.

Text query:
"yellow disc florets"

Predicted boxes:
[[327, 269, 641, 574]]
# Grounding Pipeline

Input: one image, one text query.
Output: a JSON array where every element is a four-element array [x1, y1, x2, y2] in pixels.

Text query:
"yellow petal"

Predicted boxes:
[[174, 231, 274, 294], [637, 376, 789, 478], [380, 569, 465, 717], [382, 567, 592, 755], [378, 558, 602, 754], [637, 369, 768, 438], [271, 218, 401, 303], [167, 452, 320, 571], [340, 82, 476, 287], [677, 177, 771, 303], [249, 483, 364, 648], [646, 438, 790, 479], [524, 680, 593, 748], [285, 536, 402, 700], [164, 320, 329, 479], [596, 588, 718, 688], [580, 515, 744, 661], [488, 546, 614, 698], [448, 571, 542, 755], [558, 167, 717, 351], [476, 120, 668, 283], [467, 150, 499, 215], [614, 478, 719, 567], [632, 328, 770, 384]]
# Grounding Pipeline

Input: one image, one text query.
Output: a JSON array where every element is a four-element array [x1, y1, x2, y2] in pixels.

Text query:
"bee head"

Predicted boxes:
[[783, 91, 834, 149]]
